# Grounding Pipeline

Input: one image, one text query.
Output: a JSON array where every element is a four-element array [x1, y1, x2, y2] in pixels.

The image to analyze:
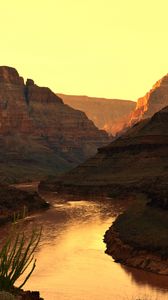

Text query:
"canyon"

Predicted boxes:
[[43, 82, 168, 275], [59, 94, 135, 135], [2, 67, 168, 280], [0, 66, 109, 183], [45, 74, 168, 277], [41, 105, 168, 197], [43, 73, 168, 197]]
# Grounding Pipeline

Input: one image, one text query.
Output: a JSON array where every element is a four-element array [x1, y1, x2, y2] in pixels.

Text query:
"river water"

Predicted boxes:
[[11, 186, 168, 300]]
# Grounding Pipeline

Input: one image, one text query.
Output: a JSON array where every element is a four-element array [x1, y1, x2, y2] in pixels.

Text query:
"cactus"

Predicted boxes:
[[0, 228, 41, 291]]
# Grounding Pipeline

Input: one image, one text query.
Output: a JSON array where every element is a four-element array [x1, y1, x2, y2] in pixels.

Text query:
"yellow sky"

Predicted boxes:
[[1, 0, 168, 100]]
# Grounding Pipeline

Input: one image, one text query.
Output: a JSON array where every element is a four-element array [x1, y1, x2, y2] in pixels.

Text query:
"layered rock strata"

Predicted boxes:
[[129, 74, 168, 126], [59, 94, 135, 135], [0, 66, 109, 183], [40, 106, 168, 195]]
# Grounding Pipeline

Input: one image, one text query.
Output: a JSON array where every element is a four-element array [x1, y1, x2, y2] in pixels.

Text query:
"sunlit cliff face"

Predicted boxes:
[[129, 74, 168, 126], [59, 94, 136, 136]]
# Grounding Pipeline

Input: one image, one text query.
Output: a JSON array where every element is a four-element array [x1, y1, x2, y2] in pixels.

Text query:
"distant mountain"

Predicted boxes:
[[42, 105, 168, 198], [0, 66, 109, 183], [58, 94, 136, 135], [129, 74, 168, 126]]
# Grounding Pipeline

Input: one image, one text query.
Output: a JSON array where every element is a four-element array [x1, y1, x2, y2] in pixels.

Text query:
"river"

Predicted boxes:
[[10, 185, 168, 299]]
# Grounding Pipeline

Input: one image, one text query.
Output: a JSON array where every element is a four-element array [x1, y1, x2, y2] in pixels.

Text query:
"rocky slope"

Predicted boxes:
[[58, 94, 135, 135], [0, 66, 109, 183], [129, 73, 168, 126], [41, 105, 168, 196]]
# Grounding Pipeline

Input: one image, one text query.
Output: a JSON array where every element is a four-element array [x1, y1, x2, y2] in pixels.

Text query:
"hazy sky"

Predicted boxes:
[[1, 0, 168, 100]]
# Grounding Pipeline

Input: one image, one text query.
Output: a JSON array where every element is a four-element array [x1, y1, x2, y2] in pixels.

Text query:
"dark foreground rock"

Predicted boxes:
[[0, 290, 44, 300], [17, 290, 43, 300], [104, 195, 168, 275], [104, 226, 168, 275]]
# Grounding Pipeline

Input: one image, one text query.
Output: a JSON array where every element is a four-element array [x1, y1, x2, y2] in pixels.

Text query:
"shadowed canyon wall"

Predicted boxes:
[[0, 66, 110, 183]]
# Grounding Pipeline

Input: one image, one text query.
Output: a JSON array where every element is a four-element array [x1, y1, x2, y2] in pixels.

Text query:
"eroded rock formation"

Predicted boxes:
[[0, 66, 109, 183]]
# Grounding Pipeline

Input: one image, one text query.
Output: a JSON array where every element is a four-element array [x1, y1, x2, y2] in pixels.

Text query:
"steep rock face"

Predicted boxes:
[[26, 81, 109, 158], [26, 79, 63, 105], [129, 74, 168, 126], [58, 94, 135, 135], [0, 67, 33, 134], [44, 106, 168, 195], [0, 66, 24, 85], [0, 66, 109, 183]]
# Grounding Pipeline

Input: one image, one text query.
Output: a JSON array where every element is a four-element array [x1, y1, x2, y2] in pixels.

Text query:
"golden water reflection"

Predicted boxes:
[[14, 193, 168, 300]]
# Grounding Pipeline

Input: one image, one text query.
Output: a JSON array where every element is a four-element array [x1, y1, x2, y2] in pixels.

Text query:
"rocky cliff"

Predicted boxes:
[[42, 105, 168, 195], [0, 66, 109, 183], [58, 94, 135, 135], [129, 74, 168, 126]]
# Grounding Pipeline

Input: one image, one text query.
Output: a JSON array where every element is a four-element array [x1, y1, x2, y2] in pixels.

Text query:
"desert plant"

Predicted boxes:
[[0, 212, 41, 292]]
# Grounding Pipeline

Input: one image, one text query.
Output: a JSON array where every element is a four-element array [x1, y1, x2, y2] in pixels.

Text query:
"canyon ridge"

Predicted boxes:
[[129, 73, 168, 125], [42, 73, 168, 198], [0, 66, 110, 183], [59, 94, 135, 135]]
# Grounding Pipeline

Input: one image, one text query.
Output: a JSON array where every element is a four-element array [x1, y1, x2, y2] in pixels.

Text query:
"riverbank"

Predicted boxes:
[[0, 183, 49, 226], [0, 183, 50, 300], [104, 195, 168, 275], [1, 191, 167, 300]]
